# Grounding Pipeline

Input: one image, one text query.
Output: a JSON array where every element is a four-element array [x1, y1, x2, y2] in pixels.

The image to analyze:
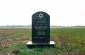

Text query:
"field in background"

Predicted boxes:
[[0, 28, 85, 55]]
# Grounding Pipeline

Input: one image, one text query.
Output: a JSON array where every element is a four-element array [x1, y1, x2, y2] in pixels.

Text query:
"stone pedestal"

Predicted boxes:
[[26, 41, 55, 48]]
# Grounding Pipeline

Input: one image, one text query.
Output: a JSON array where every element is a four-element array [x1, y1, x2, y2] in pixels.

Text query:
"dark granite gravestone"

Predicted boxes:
[[32, 11, 50, 43], [26, 11, 55, 47]]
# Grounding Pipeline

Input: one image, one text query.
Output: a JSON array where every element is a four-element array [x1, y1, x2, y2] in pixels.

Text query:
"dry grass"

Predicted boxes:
[[0, 28, 85, 55]]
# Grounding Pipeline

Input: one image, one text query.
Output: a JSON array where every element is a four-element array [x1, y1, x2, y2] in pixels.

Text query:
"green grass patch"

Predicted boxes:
[[0, 28, 85, 55]]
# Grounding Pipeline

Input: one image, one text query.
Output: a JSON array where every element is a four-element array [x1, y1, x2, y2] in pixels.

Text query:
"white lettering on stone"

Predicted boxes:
[[36, 31, 45, 35], [34, 26, 48, 30], [33, 37, 46, 38]]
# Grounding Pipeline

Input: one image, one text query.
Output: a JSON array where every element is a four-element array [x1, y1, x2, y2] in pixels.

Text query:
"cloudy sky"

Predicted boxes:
[[0, 0, 85, 26]]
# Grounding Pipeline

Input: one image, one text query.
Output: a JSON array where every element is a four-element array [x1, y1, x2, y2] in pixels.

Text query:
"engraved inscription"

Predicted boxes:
[[36, 31, 45, 35], [34, 26, 48, 30], [37, 17, 46, 23]]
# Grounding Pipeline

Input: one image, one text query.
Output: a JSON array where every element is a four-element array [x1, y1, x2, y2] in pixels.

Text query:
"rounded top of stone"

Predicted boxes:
[[32, 11, 50, 16]]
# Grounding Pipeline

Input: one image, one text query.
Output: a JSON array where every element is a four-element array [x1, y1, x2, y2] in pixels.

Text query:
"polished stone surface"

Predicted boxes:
[[32, 11, 50, 43]]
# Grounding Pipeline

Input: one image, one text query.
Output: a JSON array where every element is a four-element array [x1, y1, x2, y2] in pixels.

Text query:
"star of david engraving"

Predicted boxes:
[[38, 13, 44, 18]]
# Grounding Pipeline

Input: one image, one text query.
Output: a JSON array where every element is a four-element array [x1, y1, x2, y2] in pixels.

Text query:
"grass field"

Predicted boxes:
[[0, 28, 85, 55]]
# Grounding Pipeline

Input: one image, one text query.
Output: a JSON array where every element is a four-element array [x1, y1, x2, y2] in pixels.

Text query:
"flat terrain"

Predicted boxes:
[[0, 28, 85, 55]]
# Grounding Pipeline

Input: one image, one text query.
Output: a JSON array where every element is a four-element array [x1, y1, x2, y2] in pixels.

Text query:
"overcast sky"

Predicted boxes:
[[0, 0, 85, 26]]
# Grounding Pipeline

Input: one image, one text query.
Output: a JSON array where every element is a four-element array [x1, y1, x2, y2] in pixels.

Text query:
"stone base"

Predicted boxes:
[[26, 41, 55, 48]]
